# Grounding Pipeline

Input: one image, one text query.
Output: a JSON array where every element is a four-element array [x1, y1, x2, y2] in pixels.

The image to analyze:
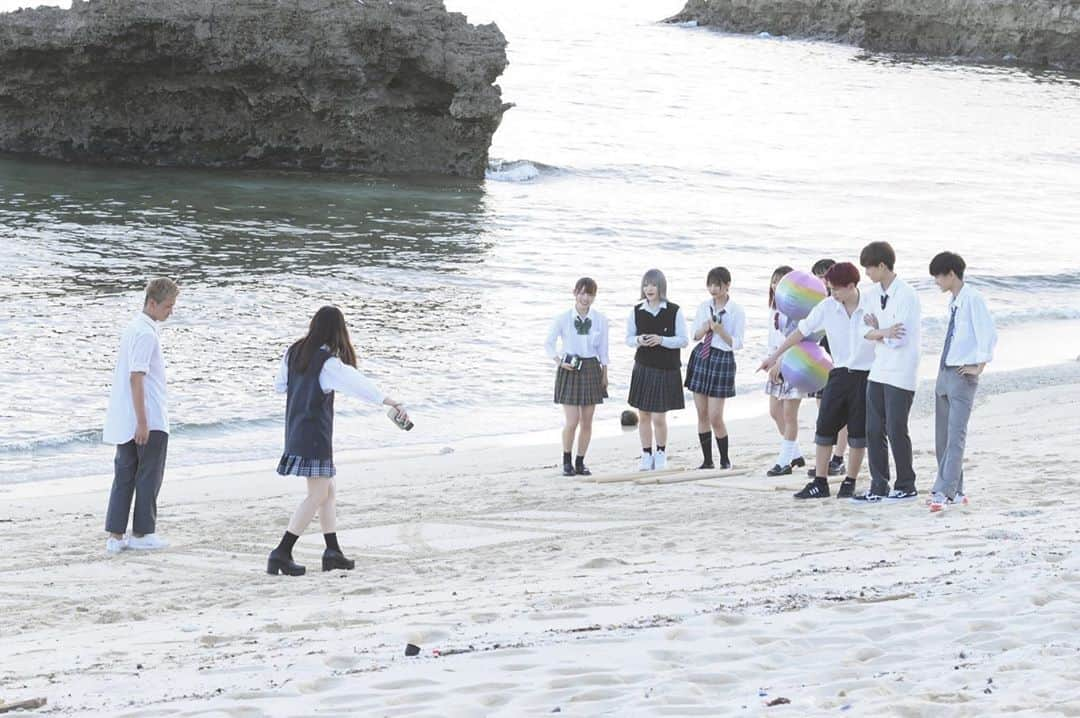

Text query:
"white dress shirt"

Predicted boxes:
[[625, 300, 689, 349], [275, 348, 385, 405], [544, 307, 610, 365], [796, 289, 876, 371], [691, 299, 745, 352], [767, 309, 799, 354], [103, 312, 169, 444], [943, 283, 997, 367], [865, 276, 922, 391]]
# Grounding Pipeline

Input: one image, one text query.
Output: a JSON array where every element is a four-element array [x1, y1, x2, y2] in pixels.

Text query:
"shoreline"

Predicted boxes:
[[3, 362, 1080, 713]]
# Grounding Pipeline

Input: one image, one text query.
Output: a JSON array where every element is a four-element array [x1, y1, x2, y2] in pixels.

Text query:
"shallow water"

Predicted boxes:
[[2, 0, 1080, 481]]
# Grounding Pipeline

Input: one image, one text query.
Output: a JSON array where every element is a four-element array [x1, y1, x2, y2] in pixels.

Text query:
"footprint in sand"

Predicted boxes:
[[579, 557, 628, 569], [324, 654, 360, 670], [296, 676, 345, 694]]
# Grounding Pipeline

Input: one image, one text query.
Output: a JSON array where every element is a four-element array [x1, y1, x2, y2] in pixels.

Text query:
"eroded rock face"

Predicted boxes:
[[0, 0, 509, 177], [670, 0, 1080, 70]]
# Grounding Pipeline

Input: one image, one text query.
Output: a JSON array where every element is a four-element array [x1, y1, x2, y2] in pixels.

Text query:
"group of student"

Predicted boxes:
[[98, 239, 996, 576], [545, 241, 998, 509]]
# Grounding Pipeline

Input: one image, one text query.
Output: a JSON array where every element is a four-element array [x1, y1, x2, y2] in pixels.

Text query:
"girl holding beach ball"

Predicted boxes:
[[764, 266, 807, 476]]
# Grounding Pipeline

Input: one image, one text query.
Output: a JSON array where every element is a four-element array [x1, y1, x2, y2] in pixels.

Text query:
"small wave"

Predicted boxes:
[[485, 159, 559, 183]]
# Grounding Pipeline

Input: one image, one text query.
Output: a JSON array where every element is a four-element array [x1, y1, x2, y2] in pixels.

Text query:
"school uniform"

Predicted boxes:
[[796, 290, 876, 450], [274, 346, 385, 478], [626, 300, 688, 412], [765, 309, 803, 400], [864, 276, 922, 497], [932, 284, 997, 499], [545, 307, 610, 406], [685, 299, 745, 399], [103, 311, 170, 537]]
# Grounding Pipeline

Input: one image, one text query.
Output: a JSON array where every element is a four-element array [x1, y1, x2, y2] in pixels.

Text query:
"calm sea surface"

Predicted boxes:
[[2, 0, 1080, 482]]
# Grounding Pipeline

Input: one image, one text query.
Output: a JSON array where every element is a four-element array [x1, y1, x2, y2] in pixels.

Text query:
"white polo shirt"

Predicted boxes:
[[943, 283, 997, 367], [103, 312, 169, 444], [796, 289, 876, 371], [865, 276, 922, 392]]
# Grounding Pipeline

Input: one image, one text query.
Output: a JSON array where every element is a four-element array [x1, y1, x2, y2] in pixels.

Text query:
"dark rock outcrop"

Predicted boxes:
[[669, 0, 1080, 71], [0, 0, 509, 178]]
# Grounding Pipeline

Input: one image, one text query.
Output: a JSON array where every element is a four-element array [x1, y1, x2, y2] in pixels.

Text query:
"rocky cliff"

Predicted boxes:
[[670, 0, 1080, 70], [0, 0, 509, 178]]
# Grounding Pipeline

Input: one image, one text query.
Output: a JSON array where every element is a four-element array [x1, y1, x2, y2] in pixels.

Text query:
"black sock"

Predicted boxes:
[[575, 455, 586, 469], [324, 532, 341, 553], [562, 451, 572, 465], [657, 445, 666, 453], [275, 531, 299, 557], [716, 435, 730, 463], [698, 432, 713, 463], [642, 447, 653, 455]]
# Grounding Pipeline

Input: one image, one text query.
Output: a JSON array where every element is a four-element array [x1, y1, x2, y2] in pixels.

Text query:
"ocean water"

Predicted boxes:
[[2, 0, 1080, 482]]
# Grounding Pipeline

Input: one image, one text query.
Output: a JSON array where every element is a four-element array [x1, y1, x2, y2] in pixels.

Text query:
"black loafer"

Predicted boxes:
[[790, 456, 806, 468], [766, 463, 792, 477], [322, 549, 356, 572], [267, 549, 306, 576], [562, 462, 576, 477], [575, 464, 592, 476], [698, 461, 715, 470], [719, 460, 732, 470]]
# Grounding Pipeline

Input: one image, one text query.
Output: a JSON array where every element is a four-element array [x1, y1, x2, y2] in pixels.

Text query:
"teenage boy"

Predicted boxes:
[[102, 278, 179, 554], [759, 262, 875, 499], [810, 258, 848, 477], [928, 252, 996, 512], [854, 241, 921, 502]]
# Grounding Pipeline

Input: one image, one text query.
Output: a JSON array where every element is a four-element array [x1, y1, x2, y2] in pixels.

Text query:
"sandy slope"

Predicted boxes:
[[2, 364, 1080, 716]]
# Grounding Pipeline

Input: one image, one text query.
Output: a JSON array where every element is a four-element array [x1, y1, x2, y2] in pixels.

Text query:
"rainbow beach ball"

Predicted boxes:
[[775, 270, 827, 321], [779, 340, 833, 394]]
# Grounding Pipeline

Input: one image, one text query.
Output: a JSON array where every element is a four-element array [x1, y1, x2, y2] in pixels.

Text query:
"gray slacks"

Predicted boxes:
[[866, 380, 916, 495], [105, 430, 169, 535], [932, 369, 979, 498]]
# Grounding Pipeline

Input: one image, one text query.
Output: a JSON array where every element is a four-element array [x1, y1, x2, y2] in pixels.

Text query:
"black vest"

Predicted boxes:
[[284, 348, 335, 460], [634, 302, 681, 370]]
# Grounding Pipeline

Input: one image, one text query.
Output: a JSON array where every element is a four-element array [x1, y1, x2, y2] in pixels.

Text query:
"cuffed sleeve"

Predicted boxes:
[[598, 316, 610, 366], [660, 308, 689, 349], [544, 315, 562, 362], [625, 307, 640, 348], [970, 294, 997, 364], [728, 306, 746, 351]]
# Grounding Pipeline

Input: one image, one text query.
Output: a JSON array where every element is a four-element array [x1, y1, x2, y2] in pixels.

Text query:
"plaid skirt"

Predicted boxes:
[[277, 454, 336, 478], [628, 362, 685, 413], [554, 357, 607, 406], [684, 343, 736, 398], [764, 376, 804, 400]]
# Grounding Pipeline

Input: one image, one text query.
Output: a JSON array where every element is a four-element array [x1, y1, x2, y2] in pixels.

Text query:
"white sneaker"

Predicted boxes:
[[127, 533, 168, 551], [639, 452, 654, 471], [105, 536, 128, 554], [653, 450, 667, 471]]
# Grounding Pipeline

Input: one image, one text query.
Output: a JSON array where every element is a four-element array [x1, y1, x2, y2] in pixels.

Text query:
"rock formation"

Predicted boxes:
[[0, 0, 509, 178], [669, 0, 1080, 71]]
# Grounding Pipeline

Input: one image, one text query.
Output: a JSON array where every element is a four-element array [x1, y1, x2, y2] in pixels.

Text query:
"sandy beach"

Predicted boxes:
[[3, 361, 1080, 716]]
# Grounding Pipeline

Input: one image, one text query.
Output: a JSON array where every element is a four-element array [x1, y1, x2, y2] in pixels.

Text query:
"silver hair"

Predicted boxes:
[[639, 268, 667, 301]]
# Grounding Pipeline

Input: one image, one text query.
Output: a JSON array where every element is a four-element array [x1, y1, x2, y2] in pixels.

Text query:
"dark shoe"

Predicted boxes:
[[836, 477, 857, 499], [575, 463, 592, 477], [790, 456, 806, 468], [885, 488, 919, 501], [322, 548, 356, 572], [562, 462, 576, 477], [850, 491, 886, 504], [267, 549, 306, 576], [794, 478, 830, 499], [766, 463, 792, 477], [719, 459, 732, 470], [698, 461, 715, 470], [828, 456, 846, 476]]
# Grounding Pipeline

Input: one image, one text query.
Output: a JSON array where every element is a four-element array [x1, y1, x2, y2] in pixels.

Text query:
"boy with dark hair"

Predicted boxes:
[[854, 241, 922, 503], [928, 252, 996, 512], [760, 262, 874, 499], [809, 257, 848, 478]]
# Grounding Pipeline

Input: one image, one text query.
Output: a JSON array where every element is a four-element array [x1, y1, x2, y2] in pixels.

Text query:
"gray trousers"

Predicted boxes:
[[932, 369, 979, 498], [105, 430, 169, 535], [866, 380, 916, 495]]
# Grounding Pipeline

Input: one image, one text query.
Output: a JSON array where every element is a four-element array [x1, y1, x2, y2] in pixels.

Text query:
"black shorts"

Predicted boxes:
[[814, 369, 869, 448]]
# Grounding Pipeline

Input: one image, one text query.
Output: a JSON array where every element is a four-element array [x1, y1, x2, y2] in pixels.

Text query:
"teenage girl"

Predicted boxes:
[[267, 305, 408, 576], [545, 277, 610, 476], [626, 269, 688, 471], [765, 266, 805, 476], [684, 266, 745, 469]]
